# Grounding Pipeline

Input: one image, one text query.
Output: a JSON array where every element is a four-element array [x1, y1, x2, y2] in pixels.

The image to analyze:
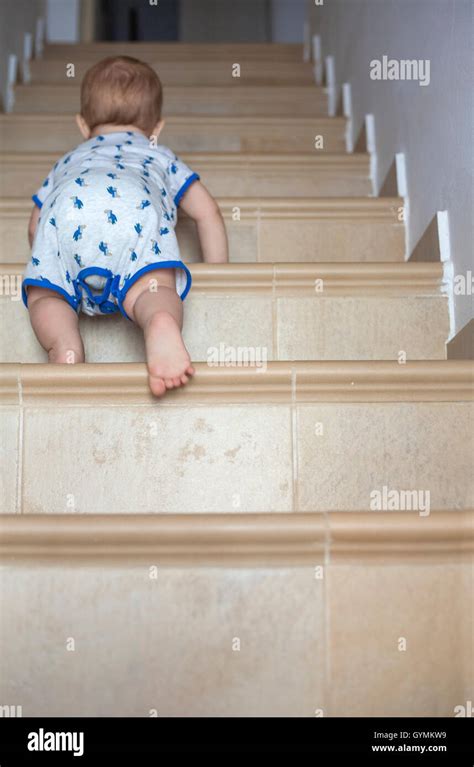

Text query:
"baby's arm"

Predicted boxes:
[[28, 205, 41, 247], [180, 181, 228, 264]]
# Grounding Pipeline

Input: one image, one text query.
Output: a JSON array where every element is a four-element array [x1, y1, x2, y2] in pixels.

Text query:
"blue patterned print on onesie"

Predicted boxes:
[[24, 131, 199, 317]]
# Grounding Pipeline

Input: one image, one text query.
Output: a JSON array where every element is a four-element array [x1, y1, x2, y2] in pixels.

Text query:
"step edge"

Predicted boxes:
[[0, 112, 347, 124], [14, 83, 328, 93], [0, 261, 444, 295], [2, 361, 472, 404], [0, 114, 347, 126], [0, 196, 403, 217], [0, 151, 370, 166], [0, 510, 471, 565]]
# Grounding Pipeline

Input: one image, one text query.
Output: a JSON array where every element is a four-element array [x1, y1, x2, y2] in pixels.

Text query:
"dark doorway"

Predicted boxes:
[[98, 0, 180, 42]]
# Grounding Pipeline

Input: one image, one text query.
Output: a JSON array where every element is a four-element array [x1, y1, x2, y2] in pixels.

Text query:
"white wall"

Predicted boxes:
[[46, 0, 80, 42], [310, 0, 473, 334], [0, 0, 45, 111], [271, 0, 305, 42]]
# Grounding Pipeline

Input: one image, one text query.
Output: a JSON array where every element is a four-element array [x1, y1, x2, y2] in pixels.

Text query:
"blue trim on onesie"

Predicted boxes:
[[174, 173, 200, 207], [118, 261, 192, 320], [75, 267, 120, 315], [22, 263, 192, 319], [32, 195, 43, 209], [22, 278, 79, 312]]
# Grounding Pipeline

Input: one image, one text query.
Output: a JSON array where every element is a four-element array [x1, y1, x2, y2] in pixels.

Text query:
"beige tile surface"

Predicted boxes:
[[327, 563, 472, 716], [197, 170, 371, 198], [0, 298, 47, 362], [2, 293, 448, 364], [28, 59, 315, 87], [0, 219, 27, 262], [80, 313, 144, 363], [13, 85, 328, 116], [460, 563, 474, 702], [0, 116, 345, 155], [0, 408, 19, 513], [1, 293, 274, 364], [2, 165, 371, 201], [226, 224, 259, 262], [0, 220, 407, 266], [296, 403, 474, 511], [177, 218, 255, 264], [0, 564, 324, 716], [277, 297, 449, 360], [183, 295, 274, 362], [22, 406, 293, 513], [259, 221, 404, 262]]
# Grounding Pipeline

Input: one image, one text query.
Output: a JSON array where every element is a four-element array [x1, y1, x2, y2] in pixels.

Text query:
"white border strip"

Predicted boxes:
[[395, 153, 409, 258], [342, 83, 353, 153], [325, 55, 336, 117], [365, 114, 377, 196], [23, 33, 33, 84], [313, 34, 323, 85], [5, 55, 18, 114], [437, 211, 455, 339]]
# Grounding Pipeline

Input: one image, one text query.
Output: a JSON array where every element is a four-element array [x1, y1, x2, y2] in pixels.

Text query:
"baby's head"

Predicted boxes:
[[77, 56, 163, 139]]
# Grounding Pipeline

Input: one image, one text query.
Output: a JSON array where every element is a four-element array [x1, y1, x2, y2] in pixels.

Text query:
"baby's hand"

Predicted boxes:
[[180, 181, 229, 264]]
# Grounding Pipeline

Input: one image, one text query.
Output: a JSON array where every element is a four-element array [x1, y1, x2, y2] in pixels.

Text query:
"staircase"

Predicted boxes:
[[0, 41, 472, 718]]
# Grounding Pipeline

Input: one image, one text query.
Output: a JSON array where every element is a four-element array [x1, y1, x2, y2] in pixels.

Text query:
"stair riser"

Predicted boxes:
[[13, 86, 328, 116], [0, 294, 448, 363], [0, 213, 404, 264], [44, 43, 306, 61], [30, 60, 315, 85], [1, 164, 371, 198], [0, 562, 323, 716], [2, 399, 470, 514], [0, 117, 346, 154], [0, 557, 469, 716]]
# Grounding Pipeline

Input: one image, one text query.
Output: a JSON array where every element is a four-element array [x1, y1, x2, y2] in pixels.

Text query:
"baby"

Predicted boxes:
[[24, 56, 228, 396]]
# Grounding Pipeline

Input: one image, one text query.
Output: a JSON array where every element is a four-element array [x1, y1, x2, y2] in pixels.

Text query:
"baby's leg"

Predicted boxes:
[[27, 287, 85, 364], [122, 269, 194, 397]]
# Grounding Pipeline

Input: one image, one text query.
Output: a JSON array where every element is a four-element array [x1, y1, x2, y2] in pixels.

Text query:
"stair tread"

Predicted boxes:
[[12, 84, 330, 116], [0, 197, 406, 265], [30, 59, 315, 86], [0, 114, 348, 154], [1, 153, 373, 199]]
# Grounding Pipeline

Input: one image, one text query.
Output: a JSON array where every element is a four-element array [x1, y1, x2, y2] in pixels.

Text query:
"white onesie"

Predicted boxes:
[[23, 131, 199, 318]]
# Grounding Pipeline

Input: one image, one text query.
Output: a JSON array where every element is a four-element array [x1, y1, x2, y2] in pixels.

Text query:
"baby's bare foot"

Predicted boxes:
[[144, 311, 195, 397]]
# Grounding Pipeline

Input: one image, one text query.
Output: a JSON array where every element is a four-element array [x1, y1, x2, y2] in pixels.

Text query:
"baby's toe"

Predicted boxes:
[[149, 376, 166, 397]]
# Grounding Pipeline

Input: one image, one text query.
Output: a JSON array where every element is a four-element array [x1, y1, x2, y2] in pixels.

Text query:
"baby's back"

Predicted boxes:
[[46, 131, 180, 215]]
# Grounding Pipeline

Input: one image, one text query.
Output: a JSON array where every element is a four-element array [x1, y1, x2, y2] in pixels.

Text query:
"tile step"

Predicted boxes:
[[0, 544, 470, 716], [1, 361, 472, 515], [12, 84, 329, 117], [0, 262, 448, 363], [0, 152, 372, 198], [0, 196, 405, 264], [30, 59, 316, 86], [0, 114, 348, 154]]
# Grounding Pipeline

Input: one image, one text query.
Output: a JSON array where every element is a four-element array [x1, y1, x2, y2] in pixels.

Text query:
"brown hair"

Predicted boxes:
[[80, 56, 163, 133]]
